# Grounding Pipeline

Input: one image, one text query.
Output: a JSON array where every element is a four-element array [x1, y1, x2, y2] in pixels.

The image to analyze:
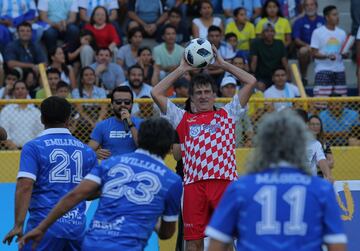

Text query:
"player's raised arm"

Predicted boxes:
[[18, 180, 99, 250], [211, 46, 257, 107], [151, 57, 193, 114]]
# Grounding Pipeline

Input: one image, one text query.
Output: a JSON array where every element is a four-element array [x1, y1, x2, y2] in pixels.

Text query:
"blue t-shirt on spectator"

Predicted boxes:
[[293, 15, 325, 45], [90, 116, 142, 156]]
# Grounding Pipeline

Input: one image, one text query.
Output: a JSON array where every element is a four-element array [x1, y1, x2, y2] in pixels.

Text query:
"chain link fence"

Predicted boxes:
[[0, 97, 359, 180]]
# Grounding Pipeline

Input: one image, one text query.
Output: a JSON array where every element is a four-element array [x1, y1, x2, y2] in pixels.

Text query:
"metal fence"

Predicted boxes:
[[0, 97, 359, 179]]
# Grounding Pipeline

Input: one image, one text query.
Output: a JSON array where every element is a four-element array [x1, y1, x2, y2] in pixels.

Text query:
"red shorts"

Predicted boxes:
[[182, 179, 232, 240]]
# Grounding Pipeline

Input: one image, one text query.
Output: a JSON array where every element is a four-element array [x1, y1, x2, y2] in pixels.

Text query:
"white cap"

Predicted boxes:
[[220, 76, 237, 88]]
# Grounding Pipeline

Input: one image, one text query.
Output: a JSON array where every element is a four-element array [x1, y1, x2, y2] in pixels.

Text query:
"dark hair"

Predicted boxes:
[[225, 32, 237, 41], [262, 0, 283, 18], [110, 86, 134, 103], [96, 47, 112, 56], [169, 7, 182, 16], [137, 46, 152, 57], [90, 6, 109, 25], [162, 24, 177, 35], [138, 117, 176, 158], [128, 64, 144, 76], [184, 98, 194, 113], [41, 96, 71, 126], [46, 68, 61, 78], [189, 74, 217, 96], [198, 0, 213, 12], [16, 21, 32, 31], [323, 5, 336, 17], [127, 27, 144, 44], [48, 46, 70, 76], [208, 25, 222, 34], [5, 69, 21, 79], [272, 67, 287, 76], [295, 109, 308, 123], [308, 115, 324, 143], [56, 81, 71, 91], [79, 66, 96, 98], [233, 7, 246, 17], [13, 81, 28, 92]]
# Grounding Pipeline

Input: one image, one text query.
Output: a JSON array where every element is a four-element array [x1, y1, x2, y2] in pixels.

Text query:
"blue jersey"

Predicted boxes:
[[83, 149, 182, 251], [292, 15, 325, 44], [206, 167, 347, 251], [17, 128, 97, 239], [90, 116, 142, 156]]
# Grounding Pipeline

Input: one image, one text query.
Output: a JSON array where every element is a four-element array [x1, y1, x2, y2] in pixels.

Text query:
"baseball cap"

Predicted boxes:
[[220, 76, 237, 88], [262, 21, 275, 31]]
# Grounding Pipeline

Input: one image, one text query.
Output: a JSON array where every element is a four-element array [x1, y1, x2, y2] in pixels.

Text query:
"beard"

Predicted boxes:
[[129, 80, 142, 89]]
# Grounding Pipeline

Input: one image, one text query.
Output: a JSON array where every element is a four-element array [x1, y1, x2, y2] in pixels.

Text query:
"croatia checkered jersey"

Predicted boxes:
[[17, 128, 97, 239], [206, 167, 347, 251], [163, 95, 245, 185], [83, 149, 182, 250]]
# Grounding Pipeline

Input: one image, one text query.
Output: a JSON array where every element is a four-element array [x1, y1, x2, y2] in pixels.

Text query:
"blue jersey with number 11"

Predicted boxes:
[[17, 128, 97, 239], [206, 167, 347, 251], [83, 149, 183, 251]]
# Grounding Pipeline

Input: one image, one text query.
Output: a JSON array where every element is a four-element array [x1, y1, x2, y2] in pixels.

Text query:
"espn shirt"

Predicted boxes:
[[163, 95, 245, 185], [17, 128, 97, 239], [206, 167, 347, 251], [83, 149, 182, 250]]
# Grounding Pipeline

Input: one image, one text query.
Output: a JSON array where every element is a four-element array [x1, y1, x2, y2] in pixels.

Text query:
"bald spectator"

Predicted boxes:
[[0, 81, 43, 149]]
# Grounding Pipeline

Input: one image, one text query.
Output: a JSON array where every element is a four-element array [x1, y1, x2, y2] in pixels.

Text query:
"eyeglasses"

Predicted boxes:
[[113, 99, 132, 105]]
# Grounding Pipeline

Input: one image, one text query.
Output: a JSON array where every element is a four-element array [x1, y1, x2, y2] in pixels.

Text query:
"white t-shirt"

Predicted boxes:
[[264, 83, 299, 111], [310, 26, 346, 73], [357, 26, 360, 40], [192, 17, 222, 39], [306, 140, 326, 176]]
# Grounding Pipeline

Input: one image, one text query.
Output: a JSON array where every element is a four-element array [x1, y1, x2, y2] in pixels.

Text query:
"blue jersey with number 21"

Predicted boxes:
[[17, 128, 98, 239], [206, 167, 347, 251], [83, 149, 183, 251]]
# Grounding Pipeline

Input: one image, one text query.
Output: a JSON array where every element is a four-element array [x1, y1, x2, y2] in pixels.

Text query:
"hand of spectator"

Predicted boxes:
[[80, 36, 90, 46], [120, 108, 131, 123], [51, 22, 62, 31], [2, 19, 13, 27], [328, 54, 336, 61], [32, 64, 39, 75], [95, 64, 107, 75], [148, 24, 157, 34], [108, 43, 117, 51], [60, 20, 67, 32], [96, 148, 111, 160]]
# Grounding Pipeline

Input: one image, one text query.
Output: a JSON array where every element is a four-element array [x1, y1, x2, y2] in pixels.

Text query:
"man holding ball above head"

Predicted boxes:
[[151, 44, 256, 251]]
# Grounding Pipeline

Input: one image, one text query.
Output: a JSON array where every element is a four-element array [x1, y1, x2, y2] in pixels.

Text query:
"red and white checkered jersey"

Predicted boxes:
[[164, 95, 245, 185]]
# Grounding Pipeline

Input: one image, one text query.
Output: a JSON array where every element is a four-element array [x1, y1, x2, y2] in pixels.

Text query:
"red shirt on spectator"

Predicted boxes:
[[84, 23, 121, 48]]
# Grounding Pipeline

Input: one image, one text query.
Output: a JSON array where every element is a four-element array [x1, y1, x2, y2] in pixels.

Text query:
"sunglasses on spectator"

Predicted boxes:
[[113, 99, 132, 105]]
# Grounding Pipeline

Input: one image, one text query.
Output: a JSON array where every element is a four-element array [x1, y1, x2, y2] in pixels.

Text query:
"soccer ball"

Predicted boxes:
[[184, 38, 214, 68]]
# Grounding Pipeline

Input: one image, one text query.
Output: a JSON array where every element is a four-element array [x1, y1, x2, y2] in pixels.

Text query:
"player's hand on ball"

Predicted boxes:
[[179, 56, 194, 72], [2, 225, 23, 245], [211, 45, 226, 67], [18, 227, 44, 250]]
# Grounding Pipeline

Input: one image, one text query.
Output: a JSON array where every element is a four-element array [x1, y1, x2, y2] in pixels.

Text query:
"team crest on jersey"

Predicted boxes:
[[189, 124, 201, 137]]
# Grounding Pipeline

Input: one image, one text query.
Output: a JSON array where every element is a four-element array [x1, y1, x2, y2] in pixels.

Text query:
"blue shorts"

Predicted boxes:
[[314, 71, 347, 96], [21, 232, 82, 251]]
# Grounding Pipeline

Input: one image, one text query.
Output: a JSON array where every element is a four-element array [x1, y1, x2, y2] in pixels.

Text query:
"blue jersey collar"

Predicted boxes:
[[38, 128, 72, 137], [135, 149, 165, 165]]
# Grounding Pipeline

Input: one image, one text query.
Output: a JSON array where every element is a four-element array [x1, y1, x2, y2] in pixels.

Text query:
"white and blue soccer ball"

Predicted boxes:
[[184, 38, 214, 68]]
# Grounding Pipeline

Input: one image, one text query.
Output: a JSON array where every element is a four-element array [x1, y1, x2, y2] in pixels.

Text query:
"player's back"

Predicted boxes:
[[18, 128, 97, 238], [83, 149, 182, 251], [208, 167, 345, 251]]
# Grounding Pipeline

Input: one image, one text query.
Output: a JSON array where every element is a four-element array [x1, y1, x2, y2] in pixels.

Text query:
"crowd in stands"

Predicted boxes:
[[0, 0, 360, 150]]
